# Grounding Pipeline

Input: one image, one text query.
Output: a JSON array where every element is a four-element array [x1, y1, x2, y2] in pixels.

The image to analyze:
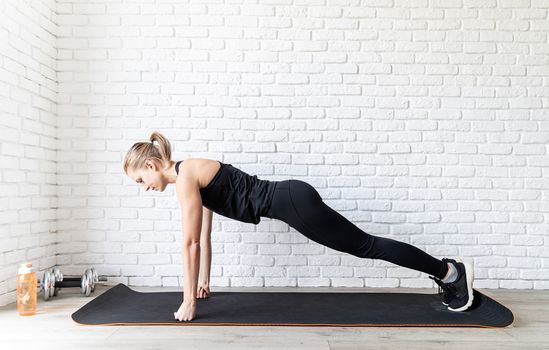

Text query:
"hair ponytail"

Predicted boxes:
[[123, 131, 173, 173], [149, 131, 172, 164]]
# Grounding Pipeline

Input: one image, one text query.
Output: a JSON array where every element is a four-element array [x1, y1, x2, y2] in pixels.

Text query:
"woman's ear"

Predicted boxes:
[[145, 159, 155, 170]]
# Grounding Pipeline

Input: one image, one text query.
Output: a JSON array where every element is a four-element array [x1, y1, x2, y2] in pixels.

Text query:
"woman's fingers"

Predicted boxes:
[[196, 286, 210, 299], [174, 300, 198, 321]]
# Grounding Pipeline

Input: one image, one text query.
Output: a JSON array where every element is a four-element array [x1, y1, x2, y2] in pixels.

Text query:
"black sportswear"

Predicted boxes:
[[266, 179, 449, 280], [175, 160, 276, 225], [175, 160, 448, 280]]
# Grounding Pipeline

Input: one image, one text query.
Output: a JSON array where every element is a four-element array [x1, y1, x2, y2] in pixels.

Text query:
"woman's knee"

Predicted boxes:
[[344, 235, 377, 259]]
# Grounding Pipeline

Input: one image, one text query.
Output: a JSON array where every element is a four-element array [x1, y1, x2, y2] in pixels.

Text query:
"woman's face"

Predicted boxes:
[[128, 160, 166, 192]]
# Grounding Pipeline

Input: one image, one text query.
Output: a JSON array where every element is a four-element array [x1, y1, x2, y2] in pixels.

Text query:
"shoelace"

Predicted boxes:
[[429, 275, 456, 297]]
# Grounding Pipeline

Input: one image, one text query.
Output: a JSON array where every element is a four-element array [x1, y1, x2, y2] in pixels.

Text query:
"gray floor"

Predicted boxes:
[[1, 285, 547, 350]]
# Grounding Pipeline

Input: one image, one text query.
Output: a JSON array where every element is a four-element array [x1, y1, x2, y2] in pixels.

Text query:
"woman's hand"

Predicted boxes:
[[197, 283, 210, 299], [174, 299, 196, 322]]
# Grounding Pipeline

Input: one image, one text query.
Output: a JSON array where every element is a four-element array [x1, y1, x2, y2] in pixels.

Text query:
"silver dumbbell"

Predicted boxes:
[[61, 267, 107, 294], [38, 269, 55, 301], [38, 267, 106, 301]]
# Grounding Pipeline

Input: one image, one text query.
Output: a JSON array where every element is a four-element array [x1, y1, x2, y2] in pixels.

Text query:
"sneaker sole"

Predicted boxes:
[[448, 259, 474, 312]]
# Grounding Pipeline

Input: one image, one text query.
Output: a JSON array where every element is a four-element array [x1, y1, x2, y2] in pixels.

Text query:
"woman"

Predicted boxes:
[[124, 131, 474, 322]]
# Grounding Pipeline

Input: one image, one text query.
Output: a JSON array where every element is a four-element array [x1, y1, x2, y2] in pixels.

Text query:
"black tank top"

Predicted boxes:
[[175, 160, 277, 224]]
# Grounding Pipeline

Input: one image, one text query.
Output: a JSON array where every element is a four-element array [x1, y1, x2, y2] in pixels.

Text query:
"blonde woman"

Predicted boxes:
[[123, 131, 474, 322]]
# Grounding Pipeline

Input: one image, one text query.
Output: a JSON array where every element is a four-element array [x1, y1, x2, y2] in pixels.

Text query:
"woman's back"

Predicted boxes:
[[176, 159, 277, 224]]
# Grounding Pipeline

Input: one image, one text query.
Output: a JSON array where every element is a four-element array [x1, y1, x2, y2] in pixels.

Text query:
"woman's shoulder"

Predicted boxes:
[[179, 157, 220, 171], [178, 158, 222, 189]]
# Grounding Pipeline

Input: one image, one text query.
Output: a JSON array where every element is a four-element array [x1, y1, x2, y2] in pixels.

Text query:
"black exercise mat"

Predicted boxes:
[[71, 283, 513, 328]]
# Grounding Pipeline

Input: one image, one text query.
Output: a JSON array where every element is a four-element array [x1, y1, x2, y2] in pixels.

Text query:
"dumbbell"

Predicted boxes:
[[38, 267, 106, 301], [51, 268, 94, 297], [51, 268, 103, 293], [39, 268, 92, 301]]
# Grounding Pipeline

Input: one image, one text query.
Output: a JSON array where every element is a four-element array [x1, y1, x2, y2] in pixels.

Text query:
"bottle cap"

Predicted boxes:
[[18, 263, 34, 275]]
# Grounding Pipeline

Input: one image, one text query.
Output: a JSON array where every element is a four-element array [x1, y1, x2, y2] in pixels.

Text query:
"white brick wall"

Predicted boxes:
[[0, 0, 58, 307], [2, 0, 549, 307]]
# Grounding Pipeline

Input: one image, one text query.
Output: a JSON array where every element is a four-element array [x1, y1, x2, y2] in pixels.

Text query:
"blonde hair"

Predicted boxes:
[[123, 131, 172, 174]]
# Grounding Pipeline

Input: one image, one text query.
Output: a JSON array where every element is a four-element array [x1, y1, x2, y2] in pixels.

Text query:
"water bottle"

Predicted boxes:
[[17, 262, 37, 316]]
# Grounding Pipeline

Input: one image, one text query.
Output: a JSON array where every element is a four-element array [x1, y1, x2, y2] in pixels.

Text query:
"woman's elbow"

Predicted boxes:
[[183, 239, 201, 247]]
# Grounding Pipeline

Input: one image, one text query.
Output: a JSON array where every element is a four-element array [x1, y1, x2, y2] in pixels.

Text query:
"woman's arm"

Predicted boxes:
[[198, 207, 213, 287], [176, 168, 203, 303], [174, 173, 202, 322]]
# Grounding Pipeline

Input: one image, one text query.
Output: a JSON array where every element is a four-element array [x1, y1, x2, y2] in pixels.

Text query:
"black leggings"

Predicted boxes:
[[266, 180, 449, 280]]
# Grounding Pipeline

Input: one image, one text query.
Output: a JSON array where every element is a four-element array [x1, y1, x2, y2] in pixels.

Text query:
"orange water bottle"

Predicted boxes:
[[17, 262, 37, 316]]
